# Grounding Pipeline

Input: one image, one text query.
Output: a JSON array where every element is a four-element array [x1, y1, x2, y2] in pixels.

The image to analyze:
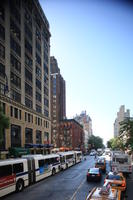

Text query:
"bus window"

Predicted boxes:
[[13, 163, 24, 174], [39, 159, 45, 168], [0, 165, 12, 178]]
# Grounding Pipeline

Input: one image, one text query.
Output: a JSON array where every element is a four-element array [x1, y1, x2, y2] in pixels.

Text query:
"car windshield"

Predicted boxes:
[[107, 175, 123, 180], [96, 162, 104, 166], [89, 168, 99, 173]]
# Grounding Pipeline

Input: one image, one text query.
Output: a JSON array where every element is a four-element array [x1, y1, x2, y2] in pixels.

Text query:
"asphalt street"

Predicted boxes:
[[1, 155, 132, 200], [1, 156, 105, 200]]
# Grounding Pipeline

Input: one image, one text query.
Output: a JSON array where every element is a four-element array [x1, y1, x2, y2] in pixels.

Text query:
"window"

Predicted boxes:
[[10, 36, 21, 57], [36, 53, 41, 66], [11, 124, 21, 147], [36, 28, 41, 41], [10, 19, 21, 41], [44, 98, 49, 107], [25, 39, 32, 55], [38, 118, 40, 126], [25, 23, 32, 42], [13, 163, 23, 174], [36, 91, 41, 102], [28, 113, 31, 122], [44, 132, 49, 143], [36, 40, 41, 53], [11, 89, 21, 103], [0, 24, 5, 40], [25, 112, 27, 121], [0, 6, 5, 21], [44, 63, 48, 74], [11, 72, 21, 89], [0, 44, 5, 60], [44, 75, 48, 85], [10, 4, 21, 24], [14, 107, 18, 118], [25, 97, 32, 109], [25, 68, 32, 82], [39, 159, 44, 168], [36, 66, 41, 78], [36, 79, 41, 90], [36, 104, 41, 113], [0, 101, 5, 113], [19, 110, 21, 120], [25, 128, 33, 144], [25, 11, 32, 28], [44, 51, 48, 64], [44, 86, 48, 96], [43, 39, 48, 53], [0, 165, 12, 178], [44, 109, 49, 117], [25, 54, 32, 69], [25, 82, 32, 96], [0, 63, 5, 78], [11, 54, 21, 73], [10, 106, 13, 117], [36, 130, 42, 144]]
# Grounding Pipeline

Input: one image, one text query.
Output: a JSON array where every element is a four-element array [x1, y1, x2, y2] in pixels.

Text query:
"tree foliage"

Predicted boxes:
[[107, 137, 124, 150], [119, 119, 133, 150], [0, 106, 10, 145], [88, 135, 104, 150]]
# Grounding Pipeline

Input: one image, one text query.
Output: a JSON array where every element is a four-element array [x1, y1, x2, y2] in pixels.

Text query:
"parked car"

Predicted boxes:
[[86, 182, 121, 200], [95, 158, 106, 172], [87, 167, 102, 182], [104, 171, 126, 192]]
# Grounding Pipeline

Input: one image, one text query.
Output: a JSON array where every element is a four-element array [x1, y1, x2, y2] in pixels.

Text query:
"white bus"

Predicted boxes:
[[0, 154, 61, 197], [58, 151, 75, 170], [74, 151, 82, 163], [22, 154, 61, 182], [0, 158, 29, 197]]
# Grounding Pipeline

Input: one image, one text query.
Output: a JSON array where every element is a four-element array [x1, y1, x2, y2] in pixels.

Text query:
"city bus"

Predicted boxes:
[[0, 158, 29, 197], [74, 151, 82, 163], [22, 154, 61, 182], [0, 154, 60, 197], [58, 151, 75, 170]]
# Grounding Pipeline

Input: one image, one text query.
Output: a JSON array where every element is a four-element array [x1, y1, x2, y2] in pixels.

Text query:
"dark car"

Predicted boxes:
[[87, 167, 102, 182]]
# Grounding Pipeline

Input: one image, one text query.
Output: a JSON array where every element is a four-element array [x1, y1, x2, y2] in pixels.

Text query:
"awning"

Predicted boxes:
[[9, 147, 30, 157]]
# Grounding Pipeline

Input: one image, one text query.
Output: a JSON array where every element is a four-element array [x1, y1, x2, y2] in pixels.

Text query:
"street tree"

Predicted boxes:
[[107, 137, 124, 150], [0, 106, 10, 147], [120, 118, 133, 151], [88, 135, 104, 150]]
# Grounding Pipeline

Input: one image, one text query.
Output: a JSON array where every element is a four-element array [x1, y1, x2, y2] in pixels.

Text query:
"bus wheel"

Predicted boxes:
[[52, 168, 56, 175], [16, 179, 24, 192]]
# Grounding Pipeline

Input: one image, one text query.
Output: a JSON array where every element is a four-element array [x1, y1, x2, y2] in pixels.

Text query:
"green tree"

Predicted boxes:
[[88, 135, 104, 150], [0, 106, 10, 147], [107, 137, 124, 150], [120, 119, 133, 150]]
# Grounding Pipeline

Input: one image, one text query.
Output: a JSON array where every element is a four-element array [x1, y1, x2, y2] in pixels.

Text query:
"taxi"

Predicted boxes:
[[95, 157, 106, 172], [104, 171, 126, 191], [86, 182, 121, 200]]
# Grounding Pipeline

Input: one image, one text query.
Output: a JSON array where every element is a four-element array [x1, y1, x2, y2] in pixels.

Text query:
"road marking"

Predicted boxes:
[[69, 178, 86, 200]]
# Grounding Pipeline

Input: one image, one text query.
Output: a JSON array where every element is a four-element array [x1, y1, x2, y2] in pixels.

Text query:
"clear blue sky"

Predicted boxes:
[[40, 0, 133, 144]]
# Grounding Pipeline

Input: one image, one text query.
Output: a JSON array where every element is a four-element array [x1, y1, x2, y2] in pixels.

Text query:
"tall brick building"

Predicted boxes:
[[59, 119, 84, 151], [50, 56, 66, 148]]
